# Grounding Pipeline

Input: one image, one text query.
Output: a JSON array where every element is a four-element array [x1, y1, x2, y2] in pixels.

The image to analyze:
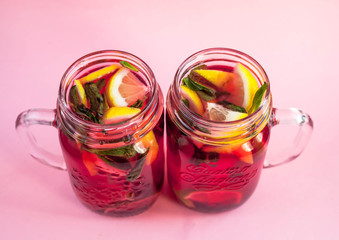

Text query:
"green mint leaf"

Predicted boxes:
[[191, 148, 219, 167], [178, 111, 211, 133], [208, 152, 219, 163], [82, 145, 139, 171], [85, 144, 137, 158], [120, 60, 139, 72], [193, 64, 208, 71], [98, 95, 104, 118], [248, 82, 267, 114], [130, 99, 144, 108], [75, 104, 100, 123], [183, 76, 216, 100], [69, 84, 101, 123], [182, 98, 190, 108], [97, 154, 132, 171], [95, 79, 106, 91], [183, 76, 204, 91], [126, 149, 149, 182], [197, 90, 216, 101], [102, 94, 109, 112], [217, 101, 247, 113], [84, 82, 104, 121], [69, 85, 80, 107], [195, 126, 211, 134]]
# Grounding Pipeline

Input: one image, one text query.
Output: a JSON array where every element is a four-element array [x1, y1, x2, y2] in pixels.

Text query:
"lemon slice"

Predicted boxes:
[[206, 102, 248, 122], [225, 63, 259, 112], [181, 85, 204, 115], [105, 68, 148, 107], [193, 69, 233, 89], [103, 106, 140, 124], [74, 80, 89, 107], [77, 64, 120, 84], [134, 131, 159, 165]]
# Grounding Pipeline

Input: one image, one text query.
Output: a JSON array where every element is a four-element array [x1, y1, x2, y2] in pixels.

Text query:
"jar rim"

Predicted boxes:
[[57, 50, 163, 145], [168, 47, 272, 143]]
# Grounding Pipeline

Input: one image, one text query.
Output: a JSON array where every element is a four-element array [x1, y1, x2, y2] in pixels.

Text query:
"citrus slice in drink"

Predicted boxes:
[[225, 63, 259, 111], [103, 106, 141, 124], [74, 80, 89, 107], [203, 141, 254, 164], [82, 150, 99, 176], [82, 150, 124, 176], [106, 67, 148, 107], [181, 85, 204, 115], [192, 69, 233, 89], [134, 131, 159, 165], [182, 190, 242, 207], [77, 64, 121, 85], [206, 102, 248, 122]]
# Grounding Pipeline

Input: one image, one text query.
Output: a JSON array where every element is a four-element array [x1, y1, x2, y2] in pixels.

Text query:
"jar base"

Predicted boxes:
[[172, 189, 251, 213], [80, 193, 159, 217]]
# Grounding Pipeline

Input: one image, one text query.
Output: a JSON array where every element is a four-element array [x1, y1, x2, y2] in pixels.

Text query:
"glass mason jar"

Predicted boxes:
[[166, 48, 313, 213], [16, 50, 164, 217]]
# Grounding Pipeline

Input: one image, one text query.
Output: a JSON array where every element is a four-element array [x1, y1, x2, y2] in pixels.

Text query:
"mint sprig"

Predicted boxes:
[[69, 85, 100, 123], [183, 76, 216, 101], [193, 64, 208, 71], [130, 99, 144, 108], [120, 60, 139, 72], [191, 148, 219, 167], [83, 144, 137, 172], [95, 78, 106, 91], [177, 111, 211, 133], [248, 82, 267, 114], [126, 149, 149, 182], [69, 85, 80, 106], [98, 155, 132, 171], [84, 82, 104, 121], [182, 98, 190, 108], [84, 144, 137, 159], [217, 101, 247, 113], [196, 91, 216, 102], [83, 144, 149, 181]]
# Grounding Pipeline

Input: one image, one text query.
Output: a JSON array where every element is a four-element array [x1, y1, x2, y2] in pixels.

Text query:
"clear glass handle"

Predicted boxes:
[[264, 108, 313, 168], [15, 108, 66, 170]]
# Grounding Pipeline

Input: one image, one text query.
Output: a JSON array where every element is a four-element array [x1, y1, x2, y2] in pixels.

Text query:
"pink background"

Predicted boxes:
[[1, 0, 338, 239]]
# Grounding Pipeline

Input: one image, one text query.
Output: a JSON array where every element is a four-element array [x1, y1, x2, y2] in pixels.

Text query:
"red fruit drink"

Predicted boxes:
[[59, 119, 164, 216], [166, 117, 270, 212], [58, 51, 164, 216], [166, 48, 272, 212]]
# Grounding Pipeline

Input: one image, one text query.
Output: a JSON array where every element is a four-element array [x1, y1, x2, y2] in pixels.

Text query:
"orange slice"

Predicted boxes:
[[77, 64, 120, 85], [106, 67, 148, 107], [103, 106, 140, 124], [193, 69, 233, 89], [181, 85, 204, 115]]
